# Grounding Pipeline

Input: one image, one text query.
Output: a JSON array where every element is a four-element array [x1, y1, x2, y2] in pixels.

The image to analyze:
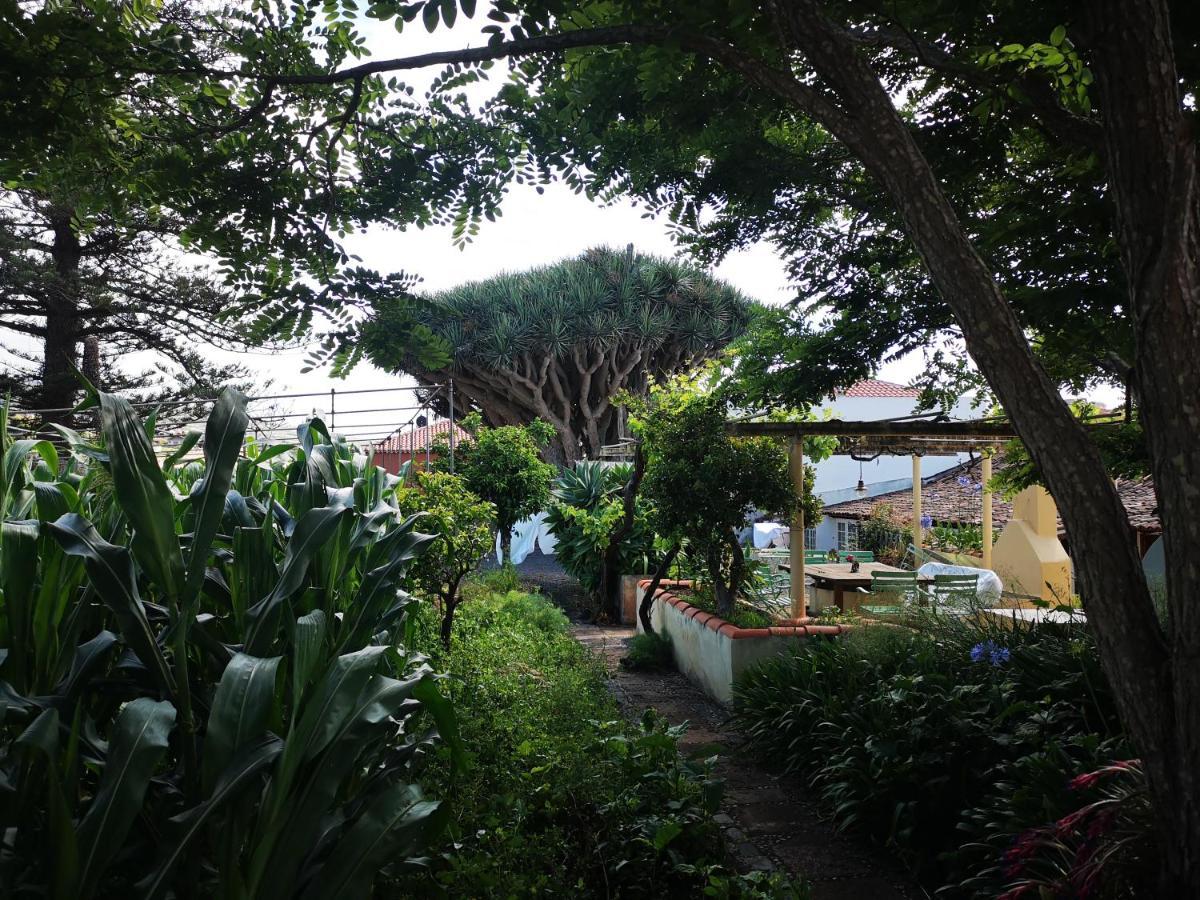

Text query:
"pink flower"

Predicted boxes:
[[996, 884, 1034, 900], [1055, 808, 1088, 837], [1069, 771, 1101, 791]]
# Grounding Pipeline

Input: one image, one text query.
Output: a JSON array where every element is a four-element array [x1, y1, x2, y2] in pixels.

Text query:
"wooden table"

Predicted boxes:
[[782, 562, 930, 612]]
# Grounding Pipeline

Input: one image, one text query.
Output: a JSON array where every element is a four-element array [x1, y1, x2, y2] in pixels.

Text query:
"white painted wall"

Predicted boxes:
[[804, 389, 977, 549]]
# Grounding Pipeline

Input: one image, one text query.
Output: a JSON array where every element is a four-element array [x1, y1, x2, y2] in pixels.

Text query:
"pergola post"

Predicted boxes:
[[982, 453, 994, 569], [789, 436, 805, 620], [912, 454, 923, 550]]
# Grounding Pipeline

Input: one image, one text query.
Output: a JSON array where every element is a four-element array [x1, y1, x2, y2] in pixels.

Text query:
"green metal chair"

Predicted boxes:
[[751, 547, 791, 574], [804, 550, 828, 565], [856, 571, 918, 617], [924, 574, 980, 615], [838, 549, 875, 563]]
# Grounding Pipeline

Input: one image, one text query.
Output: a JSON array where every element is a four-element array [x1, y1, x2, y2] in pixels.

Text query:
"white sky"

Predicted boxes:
[[16, 6, 1119, 440]]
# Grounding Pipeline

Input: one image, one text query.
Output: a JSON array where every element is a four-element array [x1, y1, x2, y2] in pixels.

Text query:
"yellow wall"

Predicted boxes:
[[991, 487, 1072, 605]]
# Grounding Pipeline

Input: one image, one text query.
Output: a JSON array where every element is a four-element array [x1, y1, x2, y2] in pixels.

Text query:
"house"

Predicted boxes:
[[805, 379, 976, 549], [820, 454, 1161, 557], [371, 419, 471, 475]]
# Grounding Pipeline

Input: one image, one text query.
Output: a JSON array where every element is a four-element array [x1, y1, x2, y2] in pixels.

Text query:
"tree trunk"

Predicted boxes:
[[1084, 2, 1200, 888], [766, 1, 1194, 887], [499, 525, 513, 565], [707, 543, 737, 620], [41, 211, 83, 419], [440, 597, 459, 650], [600, 439, 646, 620], [639, 543, 680, 635], [82, 335, 102, 391]]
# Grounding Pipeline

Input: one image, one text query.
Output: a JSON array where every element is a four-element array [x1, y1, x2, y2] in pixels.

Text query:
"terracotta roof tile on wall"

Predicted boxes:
[[823, 457, 1162, 535], [837, 379, 920, 399], [372, 420, 471, 454]]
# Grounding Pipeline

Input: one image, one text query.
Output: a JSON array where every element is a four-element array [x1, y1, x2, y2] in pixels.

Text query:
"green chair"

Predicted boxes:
[[838, 549, 875, 563], [924, 574, 980, 615], [751, 547, 791, 574], [856, 571, 918, 617], [804, 550, 828, 565]]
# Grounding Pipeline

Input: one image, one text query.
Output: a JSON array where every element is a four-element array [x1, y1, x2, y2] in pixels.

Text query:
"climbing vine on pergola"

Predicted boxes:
[[362, 246, 753, 463]]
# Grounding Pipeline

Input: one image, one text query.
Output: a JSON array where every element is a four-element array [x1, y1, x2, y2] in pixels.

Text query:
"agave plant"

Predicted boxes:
[[0, 389, 459, 898]]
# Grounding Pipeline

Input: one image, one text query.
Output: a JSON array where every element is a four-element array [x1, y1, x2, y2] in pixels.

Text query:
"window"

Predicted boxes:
[[836, 520, 860, 551], [803, 527, 817, 549]]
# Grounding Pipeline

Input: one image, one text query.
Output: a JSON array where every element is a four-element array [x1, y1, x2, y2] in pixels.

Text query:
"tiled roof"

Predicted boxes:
[[837, 379, 920, 399], [372, 419, 470, 454], [823, 457, 1161, 534]]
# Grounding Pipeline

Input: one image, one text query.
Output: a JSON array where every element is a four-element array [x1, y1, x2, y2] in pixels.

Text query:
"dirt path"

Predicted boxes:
[[510, 553, 922, 899], [573, 625, 922, 900]]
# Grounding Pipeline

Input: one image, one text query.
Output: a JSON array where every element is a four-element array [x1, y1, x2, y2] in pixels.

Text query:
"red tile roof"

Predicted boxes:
[[823, 456, 1161, 535], [372, 419, 470, 454], [837, 379, 920, 399]]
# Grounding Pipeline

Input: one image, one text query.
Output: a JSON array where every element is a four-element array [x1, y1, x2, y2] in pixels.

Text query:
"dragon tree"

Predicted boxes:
[[362, 246, 753, 464]]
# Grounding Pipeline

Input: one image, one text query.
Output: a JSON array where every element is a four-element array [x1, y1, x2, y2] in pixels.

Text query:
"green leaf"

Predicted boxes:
[[47, 513, 176, 696], [653, 820, 683, 850], [412, 676, 469, 773], [0, 520, 39, 683], [299, 784, 442, 900], [75, 698, 175, 899], [1050, 25, 1066, 47], [202, 653, 281, 793], [98, 393, 184, 604], [422, 0, 439, 32], [292, 609, 327, 704], [162, 431, 201, 472], [244, 502, 352, 654], [142, 735, 283, 900], [183, 388, 248, 607]]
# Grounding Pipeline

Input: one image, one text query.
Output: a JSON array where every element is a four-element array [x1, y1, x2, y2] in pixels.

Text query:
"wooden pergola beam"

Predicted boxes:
[[728, 418, 1019, 441]]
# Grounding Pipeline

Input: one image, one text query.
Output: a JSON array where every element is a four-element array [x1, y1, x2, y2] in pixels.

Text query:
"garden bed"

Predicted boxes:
[[636, 580, 847, 705]]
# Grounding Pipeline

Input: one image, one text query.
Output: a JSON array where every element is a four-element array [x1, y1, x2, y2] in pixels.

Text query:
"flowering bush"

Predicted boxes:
[[971, 640, 1012, 666], [734, 614, 1133, 892], [994, 760, 1155, 899]]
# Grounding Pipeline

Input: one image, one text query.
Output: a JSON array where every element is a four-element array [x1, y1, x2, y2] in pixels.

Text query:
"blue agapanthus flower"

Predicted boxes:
[[920, 514, 933, 529], [956, 475, 972, 487], [971, 640, 1010, 667]]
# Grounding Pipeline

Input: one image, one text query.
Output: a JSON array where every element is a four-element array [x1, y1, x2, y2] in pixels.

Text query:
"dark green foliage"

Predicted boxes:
[[857, 504, 913, 565], [0, 392, 457, 897], [734, 616, 1128, 892], [403, 590, 806, 899], [362, 247, 754, 462], [441, 416, 555, 557], [638, 392, 797, 618], [622, 631, 675, 672], [546, 461, 657, 596]]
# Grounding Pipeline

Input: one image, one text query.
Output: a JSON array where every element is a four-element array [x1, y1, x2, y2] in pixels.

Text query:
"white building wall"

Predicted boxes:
[[803, 389, 977, 548]]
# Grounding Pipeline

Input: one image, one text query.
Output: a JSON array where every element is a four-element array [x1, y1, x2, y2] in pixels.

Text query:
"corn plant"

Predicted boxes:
[[0, 390, 459, 898]]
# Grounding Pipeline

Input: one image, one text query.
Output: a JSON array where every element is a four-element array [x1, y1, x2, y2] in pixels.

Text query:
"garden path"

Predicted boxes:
[[512, 552, 922, 900]]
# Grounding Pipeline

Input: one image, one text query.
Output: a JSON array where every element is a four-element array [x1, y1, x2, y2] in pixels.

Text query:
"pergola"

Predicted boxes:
[[727, 419, 1019, 619]]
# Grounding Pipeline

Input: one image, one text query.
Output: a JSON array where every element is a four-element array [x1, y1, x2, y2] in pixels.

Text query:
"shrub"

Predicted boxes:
[[440, 414, 555, 559], [623, 631, 675, 671], [0, 391, 458, 898], [546, 461, 657, 597], [396, 470, 496, 647], [639, 394, 798, 618], [734, 614, 1128, 891], [404, 590, 807, 898]]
